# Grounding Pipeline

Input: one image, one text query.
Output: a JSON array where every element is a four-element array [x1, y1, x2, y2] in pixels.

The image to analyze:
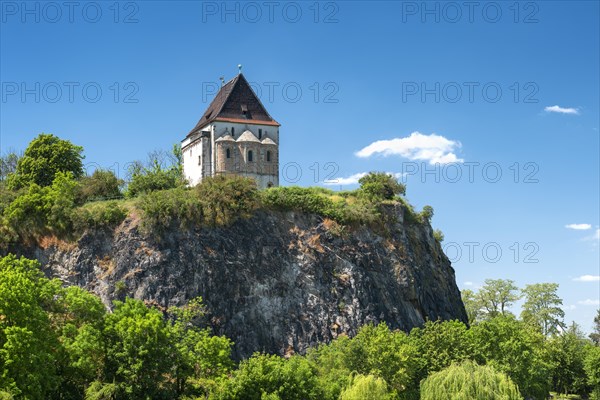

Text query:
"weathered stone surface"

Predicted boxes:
[[16, 204, 467, 359]]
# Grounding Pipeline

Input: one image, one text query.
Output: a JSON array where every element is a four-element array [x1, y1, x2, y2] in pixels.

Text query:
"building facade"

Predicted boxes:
[[182, 73, 280, 189]]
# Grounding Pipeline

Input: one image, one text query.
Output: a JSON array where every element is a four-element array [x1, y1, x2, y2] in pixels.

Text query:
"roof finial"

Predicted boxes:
[[238, 64, 242, 75], [219, 76, 225, 87]]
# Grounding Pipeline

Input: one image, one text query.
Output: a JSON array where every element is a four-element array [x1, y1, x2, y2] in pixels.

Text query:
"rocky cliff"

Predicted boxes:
[[18, 204, 466, 360]]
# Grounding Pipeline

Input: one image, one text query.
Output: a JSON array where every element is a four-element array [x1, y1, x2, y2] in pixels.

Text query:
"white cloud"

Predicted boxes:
[[323, 172, 406, 186], [544, 105, 580, 115], [583, 228, 600, 243], [577, 299, 600, 306], [323, 172, 367, 186], [464, 281, 474, 286], [573, 275, 600, 282], [355, 132, 463, 165], [565, 305, 577, 310], [565, 223, 592, 230]]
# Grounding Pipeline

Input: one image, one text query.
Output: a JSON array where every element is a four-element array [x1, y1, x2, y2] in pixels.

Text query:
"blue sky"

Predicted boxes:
[[1, 1, 599, 332]]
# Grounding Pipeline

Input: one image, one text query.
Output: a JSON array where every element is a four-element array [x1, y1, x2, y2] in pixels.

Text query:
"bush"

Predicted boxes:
[[260, 186, 378, 226], [420, 361, 523, 400], [358, 172, 406, 201], [420, 205, 434, 223], [72, 201, 128, 231], [137, 187, 202, 233], [339, 374, 395, 400], [2, 172, 80, 240], [79, 169, 123, 202], [126, 147, 185, 198], [433, 229, 444, 242], [195, 175, 259, 227]]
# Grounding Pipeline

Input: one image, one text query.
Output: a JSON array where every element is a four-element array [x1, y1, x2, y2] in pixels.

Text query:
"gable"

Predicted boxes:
[[187, 74, 279, 137]]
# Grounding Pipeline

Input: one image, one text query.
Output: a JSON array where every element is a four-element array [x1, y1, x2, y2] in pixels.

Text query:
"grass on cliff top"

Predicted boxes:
[[0, 174, 428, 247], [134, 175, 427, 234]]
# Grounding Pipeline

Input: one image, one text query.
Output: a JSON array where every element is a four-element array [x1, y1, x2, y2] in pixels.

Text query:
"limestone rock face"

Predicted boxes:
[[22, 204, 466, 360]]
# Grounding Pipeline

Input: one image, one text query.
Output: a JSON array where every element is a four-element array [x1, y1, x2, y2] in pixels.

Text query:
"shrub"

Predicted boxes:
[[433, 229, 444, 242], [420, 361, 523, 400], [126, 147, 185, 198], [358, 172, 406, 201], [72, 201, 128, 231], [196, 175, 259, 227], [137, 187, 202, 233], [79, 169, 123, 202], [260, 186, 378, 226], [3, 183, 52, 240], [420, 205, 434, 223]]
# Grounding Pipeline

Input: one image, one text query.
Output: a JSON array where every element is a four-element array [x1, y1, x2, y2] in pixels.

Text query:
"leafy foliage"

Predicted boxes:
[[357, 172, 406, 201], [478, 279, 521, 319], [213, 354, 321, 400], [470, 315, 552, 399], [126, 146, 185, 197], [549, 323, 591, 397], [410, 320, 475, 377], [521, 283, 566, 336], [137, 175, 259, 233], [260, 186, 379, 226], [7, 134, 84, 189], [339, 374, 395, 400], [420, 361, 523, 400], [78, 169, 124, 202], [584, 345, 600, 400]]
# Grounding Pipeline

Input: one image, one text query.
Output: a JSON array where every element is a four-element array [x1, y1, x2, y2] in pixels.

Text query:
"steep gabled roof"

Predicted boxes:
[[187, 74, 280, 137]]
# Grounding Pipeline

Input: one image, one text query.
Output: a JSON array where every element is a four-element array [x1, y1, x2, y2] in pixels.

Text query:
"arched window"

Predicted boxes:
[[258, 129, 262, 139], [266, 151, 271, 162], [231, 127, 235, 136], [247, 150, 253, 162], [226, 148, 231, 159]]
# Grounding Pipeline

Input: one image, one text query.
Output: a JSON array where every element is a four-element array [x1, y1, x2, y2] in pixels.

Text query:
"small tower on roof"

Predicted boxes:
[[181, 70, 280, 189]]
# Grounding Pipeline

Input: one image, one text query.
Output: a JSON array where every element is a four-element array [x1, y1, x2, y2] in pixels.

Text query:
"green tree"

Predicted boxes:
[[584, 345, 600, 399], [410, 320, 474, 377], [420, 361, 523, 400], [520, 283, 565, 336], [358, 172, 406, 202], [7, 134, 84, 189], [100, 297, 175, 399], [590, 309, 600, 345], [477, 279, 520, 319], [0, 255, 62, 399], [339, 374, 395, 400], [308, 323, 421, 400], [461, 289, 480, 325], [0, 150, 21, 182], [52, 286, 107, 399], [470, 315, 552, 399], [168, 298, 233, 398], [215, 353, 321, 400], [549, 322, 590, 396]]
